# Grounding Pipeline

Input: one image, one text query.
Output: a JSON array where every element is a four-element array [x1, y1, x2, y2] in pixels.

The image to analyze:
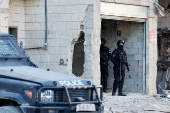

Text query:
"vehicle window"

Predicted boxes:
[[0, 40, 19, 56]]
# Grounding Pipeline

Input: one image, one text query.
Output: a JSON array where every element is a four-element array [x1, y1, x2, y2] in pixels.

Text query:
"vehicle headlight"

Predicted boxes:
[[41, 90, 54, 103]]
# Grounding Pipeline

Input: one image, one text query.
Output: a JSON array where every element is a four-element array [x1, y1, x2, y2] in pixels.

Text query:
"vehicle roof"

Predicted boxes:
[[0, 32, 10, 37], [0, 32, 29, 59], [0, 66, 85, 86]]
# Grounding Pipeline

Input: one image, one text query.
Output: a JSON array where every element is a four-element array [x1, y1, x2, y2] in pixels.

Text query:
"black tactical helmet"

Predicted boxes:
[[117, 40, 125, 46], [101, 38, 106, 43]]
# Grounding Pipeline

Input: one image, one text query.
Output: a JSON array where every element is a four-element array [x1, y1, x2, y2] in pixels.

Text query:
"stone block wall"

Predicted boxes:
[[9, 0, 25, 43], [7, 0, 101, 85]]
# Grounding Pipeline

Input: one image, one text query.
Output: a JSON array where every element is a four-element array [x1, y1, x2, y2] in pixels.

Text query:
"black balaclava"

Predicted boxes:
[[117, 40, 125, 50], [101, 38, 106, 47], [118, 45, 124, 50]]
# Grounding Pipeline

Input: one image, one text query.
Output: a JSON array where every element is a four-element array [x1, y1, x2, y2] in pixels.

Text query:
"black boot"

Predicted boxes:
[[118, 90, 127, 96], [112, 91, 116, 96]]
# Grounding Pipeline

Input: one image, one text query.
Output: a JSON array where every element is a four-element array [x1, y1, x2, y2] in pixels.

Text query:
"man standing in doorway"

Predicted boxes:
[[111, 40, 129, 96], [100, 38, 111, 93]]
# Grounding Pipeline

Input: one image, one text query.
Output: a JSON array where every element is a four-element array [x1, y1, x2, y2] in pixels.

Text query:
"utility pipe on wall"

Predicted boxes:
[[25, 0, 48, 50]]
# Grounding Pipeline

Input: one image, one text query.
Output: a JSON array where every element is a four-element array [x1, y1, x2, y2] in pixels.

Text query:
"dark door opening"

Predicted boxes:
[[101, 19, 145, 92]]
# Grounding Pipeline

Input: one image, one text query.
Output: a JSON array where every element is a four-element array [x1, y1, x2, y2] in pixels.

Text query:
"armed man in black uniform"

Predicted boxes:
[[100, 38, 111, 93], [111, 40, 129, 96]]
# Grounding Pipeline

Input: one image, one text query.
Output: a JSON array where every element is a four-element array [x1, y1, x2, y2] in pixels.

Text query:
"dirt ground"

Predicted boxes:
[[103, 92, 170, 113]]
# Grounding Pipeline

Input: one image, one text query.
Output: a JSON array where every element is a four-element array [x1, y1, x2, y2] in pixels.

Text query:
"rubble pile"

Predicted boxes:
[[103, 93, 170, 113]]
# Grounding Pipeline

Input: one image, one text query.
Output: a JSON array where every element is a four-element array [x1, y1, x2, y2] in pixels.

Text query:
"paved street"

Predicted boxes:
[[103, 93, 170, 113]]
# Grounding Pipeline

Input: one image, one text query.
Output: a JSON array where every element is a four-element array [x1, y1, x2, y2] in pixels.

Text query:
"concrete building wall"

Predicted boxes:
[[22, 0, 101, 85]]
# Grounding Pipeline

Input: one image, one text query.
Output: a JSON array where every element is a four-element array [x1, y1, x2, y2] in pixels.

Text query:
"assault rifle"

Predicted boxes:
[[100, 54, 111, 68]]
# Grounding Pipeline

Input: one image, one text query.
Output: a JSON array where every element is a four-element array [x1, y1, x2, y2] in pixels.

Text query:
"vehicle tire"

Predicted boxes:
[[0, 106, 23, 113]]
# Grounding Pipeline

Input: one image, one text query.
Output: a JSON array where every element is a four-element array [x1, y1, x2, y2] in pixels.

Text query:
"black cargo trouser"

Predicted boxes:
[[113, 65, 125, 92], [100, 64, 108, 91]]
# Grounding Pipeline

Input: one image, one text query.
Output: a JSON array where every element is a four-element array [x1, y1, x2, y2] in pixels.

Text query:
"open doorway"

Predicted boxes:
[[101, 19, 145, 92], [72, 32, 85, 77]]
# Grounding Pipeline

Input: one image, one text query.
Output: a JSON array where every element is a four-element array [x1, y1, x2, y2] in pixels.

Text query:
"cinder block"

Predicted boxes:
[[125, 72, 138, 79], [49, 63, 58, 71], [39, 55, 49, 63], [117, 24, 128, 30], [127, 36, 137, 42], [138, 73, 143, 79], [47, 0, 59, 5], [34, 31, 45, 39], [30, 55, 39, 63], [71, 13, 85, 21], [138, 48, 143, 54], [76, 5, 88, 13], [65, 22, 79, 30], [25, 31, 34, 39], [18, 23, 25, 31], [124, 79, 135, 85], [133, 42, 144, 48], [139, 60, 143, 66], [135, 78, 143, 85], [127, 54, 135, 60], [129, 24, 138, 30], [127, 48, 138, 54], [137, 36, 144, 42], [138, 23, 144, 30], [47, 47, 59, 54], [128, 61, 138, 66], [128, 66, 135, 73], [135, 66, 143, 73], [58, 0, 70, 5], [48, 22, 65, 30], [13, 14, 25, 22], [36, 14, 45, 22], [123, 84, 137, 92], [129, 30, 144, 36], [124, 42, 133, 48], [134, 55, 143, 60], [25, 15, 36, 22], [137, 84, 143, 92]]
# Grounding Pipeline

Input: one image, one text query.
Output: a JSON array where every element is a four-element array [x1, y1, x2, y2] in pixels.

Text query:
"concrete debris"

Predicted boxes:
[[103, 93, 170, 113]]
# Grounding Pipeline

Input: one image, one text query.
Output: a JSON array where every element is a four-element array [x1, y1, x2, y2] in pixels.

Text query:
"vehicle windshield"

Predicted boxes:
[[0, 40, 19, 56]]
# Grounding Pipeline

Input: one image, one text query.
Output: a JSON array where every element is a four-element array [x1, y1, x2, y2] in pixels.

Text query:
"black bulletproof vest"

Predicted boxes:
[[118, 50, 127, 64], [100, 47, 108, 60]]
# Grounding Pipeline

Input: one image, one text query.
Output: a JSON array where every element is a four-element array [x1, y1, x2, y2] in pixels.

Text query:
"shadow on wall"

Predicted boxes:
[[72, 32, 85, 77]]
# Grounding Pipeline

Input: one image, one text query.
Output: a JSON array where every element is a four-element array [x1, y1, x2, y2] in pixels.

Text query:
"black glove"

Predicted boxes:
[[127, 67, 130, 71]]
